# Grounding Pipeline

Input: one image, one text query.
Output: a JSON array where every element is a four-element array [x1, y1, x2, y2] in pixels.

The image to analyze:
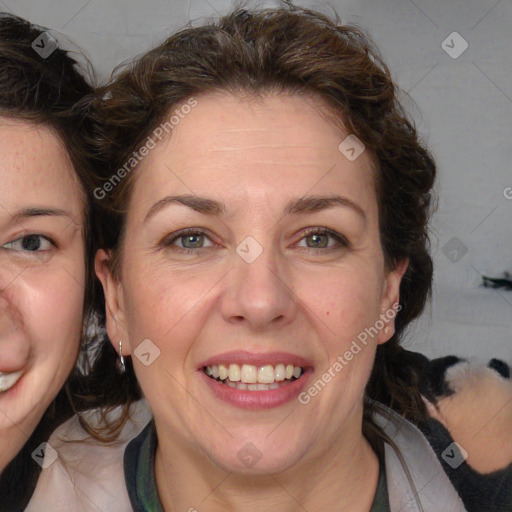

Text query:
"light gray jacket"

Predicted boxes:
[[26, 400, 467, 511]]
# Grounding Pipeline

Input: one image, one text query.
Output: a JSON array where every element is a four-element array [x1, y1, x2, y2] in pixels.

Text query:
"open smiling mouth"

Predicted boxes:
[[203, 363, 305, 391]]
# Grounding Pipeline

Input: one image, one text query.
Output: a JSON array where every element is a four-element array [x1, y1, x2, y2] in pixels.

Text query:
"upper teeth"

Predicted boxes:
[[0, 371, 23, 393], [205, 363, 302, 384]]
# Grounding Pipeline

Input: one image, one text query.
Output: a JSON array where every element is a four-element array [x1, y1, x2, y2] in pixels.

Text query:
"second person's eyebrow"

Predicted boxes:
[[11, 207, 74, 221], [144, 194, 366, 222]]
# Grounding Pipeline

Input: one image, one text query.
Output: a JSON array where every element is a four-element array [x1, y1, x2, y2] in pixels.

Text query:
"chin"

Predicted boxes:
[[210, 444, 304, 475]]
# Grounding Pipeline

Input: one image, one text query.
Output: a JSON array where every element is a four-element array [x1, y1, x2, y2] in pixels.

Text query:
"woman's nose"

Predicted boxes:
[[220, 241, 298, 331]]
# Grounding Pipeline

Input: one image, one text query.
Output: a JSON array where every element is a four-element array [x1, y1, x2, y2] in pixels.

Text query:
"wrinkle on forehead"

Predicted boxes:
[[129, 91, 378, 227]]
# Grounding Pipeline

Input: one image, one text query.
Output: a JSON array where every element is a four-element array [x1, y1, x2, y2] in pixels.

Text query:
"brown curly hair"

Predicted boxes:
[[86, 3, 436, 441]]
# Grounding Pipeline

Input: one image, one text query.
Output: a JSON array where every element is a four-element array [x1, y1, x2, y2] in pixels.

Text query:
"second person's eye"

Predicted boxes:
[[3, 234, 55, 252]]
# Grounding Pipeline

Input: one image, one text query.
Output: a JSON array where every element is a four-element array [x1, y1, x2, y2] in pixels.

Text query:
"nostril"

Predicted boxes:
[[0, 313, 18, 335], [0, 306, 20, 336], [0, 291, 24, 331], [0, 305, 29, 372]]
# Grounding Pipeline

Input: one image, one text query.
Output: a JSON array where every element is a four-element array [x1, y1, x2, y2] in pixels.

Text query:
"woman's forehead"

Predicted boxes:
[[129, 93, 377, 217], [0, 120, 85, 218]]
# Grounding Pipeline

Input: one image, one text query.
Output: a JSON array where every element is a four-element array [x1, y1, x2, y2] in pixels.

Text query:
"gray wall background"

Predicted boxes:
[[4, 0, 511, 361]]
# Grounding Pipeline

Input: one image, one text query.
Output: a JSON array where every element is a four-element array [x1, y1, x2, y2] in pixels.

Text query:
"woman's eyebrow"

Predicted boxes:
[[284, 195, 366, 221], [11, 207, 74, 220], [145, 195, 225, 221], [144, 194, 366, 222]]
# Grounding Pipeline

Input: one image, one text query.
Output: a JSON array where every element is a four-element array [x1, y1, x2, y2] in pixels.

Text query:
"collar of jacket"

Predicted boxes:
[[372, 402, 468, 512]]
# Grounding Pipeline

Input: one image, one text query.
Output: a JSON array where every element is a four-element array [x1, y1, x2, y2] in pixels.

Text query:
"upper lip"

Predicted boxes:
[[0, 367, 25, 375], [198, 350, 313, 369]]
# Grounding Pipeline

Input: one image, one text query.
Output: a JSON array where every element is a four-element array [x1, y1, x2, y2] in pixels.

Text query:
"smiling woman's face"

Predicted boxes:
[[0, 119, 85, 470], [98, 92, 406, 474]]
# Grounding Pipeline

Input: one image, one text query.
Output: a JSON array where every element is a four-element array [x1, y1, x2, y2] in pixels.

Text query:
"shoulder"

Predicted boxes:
[[372, 402, 468, 512], [25, 400, 152, 512]]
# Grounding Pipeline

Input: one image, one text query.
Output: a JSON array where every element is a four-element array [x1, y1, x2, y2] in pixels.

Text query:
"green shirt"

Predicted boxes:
[[124, 421, 390, 511]]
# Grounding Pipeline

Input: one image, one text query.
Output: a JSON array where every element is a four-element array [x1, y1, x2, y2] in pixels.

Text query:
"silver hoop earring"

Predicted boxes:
[[119, 340, 125, 367]]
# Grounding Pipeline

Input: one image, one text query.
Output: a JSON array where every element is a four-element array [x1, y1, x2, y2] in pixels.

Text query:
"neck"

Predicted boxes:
[[155, 420, 380, 512]]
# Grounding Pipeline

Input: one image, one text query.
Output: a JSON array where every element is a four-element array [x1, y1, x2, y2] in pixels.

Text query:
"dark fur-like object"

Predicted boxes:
[[482, 272, 512, 290], [417, 354, 512, 512]]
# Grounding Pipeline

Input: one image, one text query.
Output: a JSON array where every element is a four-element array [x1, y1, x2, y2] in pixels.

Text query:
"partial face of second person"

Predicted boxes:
[[0, 119, 85, 471], [97, 92, 407, 475]]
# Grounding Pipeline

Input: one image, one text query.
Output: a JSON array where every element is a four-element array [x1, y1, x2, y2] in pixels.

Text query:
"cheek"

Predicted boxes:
[[23, 264, 85, 360], [122, 265, 208, 356], [294, 260, 386, 405], [121, 268, 212, 409], [299, 262, 384, 337], [1, 261, 86, 430]]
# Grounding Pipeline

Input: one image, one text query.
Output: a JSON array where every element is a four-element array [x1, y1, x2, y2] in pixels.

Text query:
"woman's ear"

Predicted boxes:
[[377, 258, 409, 344], [95, 249, 129, 355]]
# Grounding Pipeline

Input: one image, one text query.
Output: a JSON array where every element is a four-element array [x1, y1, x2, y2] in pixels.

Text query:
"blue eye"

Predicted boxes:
[[161, 227, 348, 256], [163, 229, 215, 252], [3, 235, 55, 252], [178, 233, 207, 249], [297, 228, 348, 250]]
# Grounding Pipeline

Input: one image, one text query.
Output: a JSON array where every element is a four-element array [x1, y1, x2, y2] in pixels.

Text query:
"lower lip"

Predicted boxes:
[[200, 368, 312, 410]]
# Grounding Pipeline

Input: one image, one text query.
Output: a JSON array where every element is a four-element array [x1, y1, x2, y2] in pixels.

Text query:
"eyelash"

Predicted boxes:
[[161, 227, 349, 255]]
